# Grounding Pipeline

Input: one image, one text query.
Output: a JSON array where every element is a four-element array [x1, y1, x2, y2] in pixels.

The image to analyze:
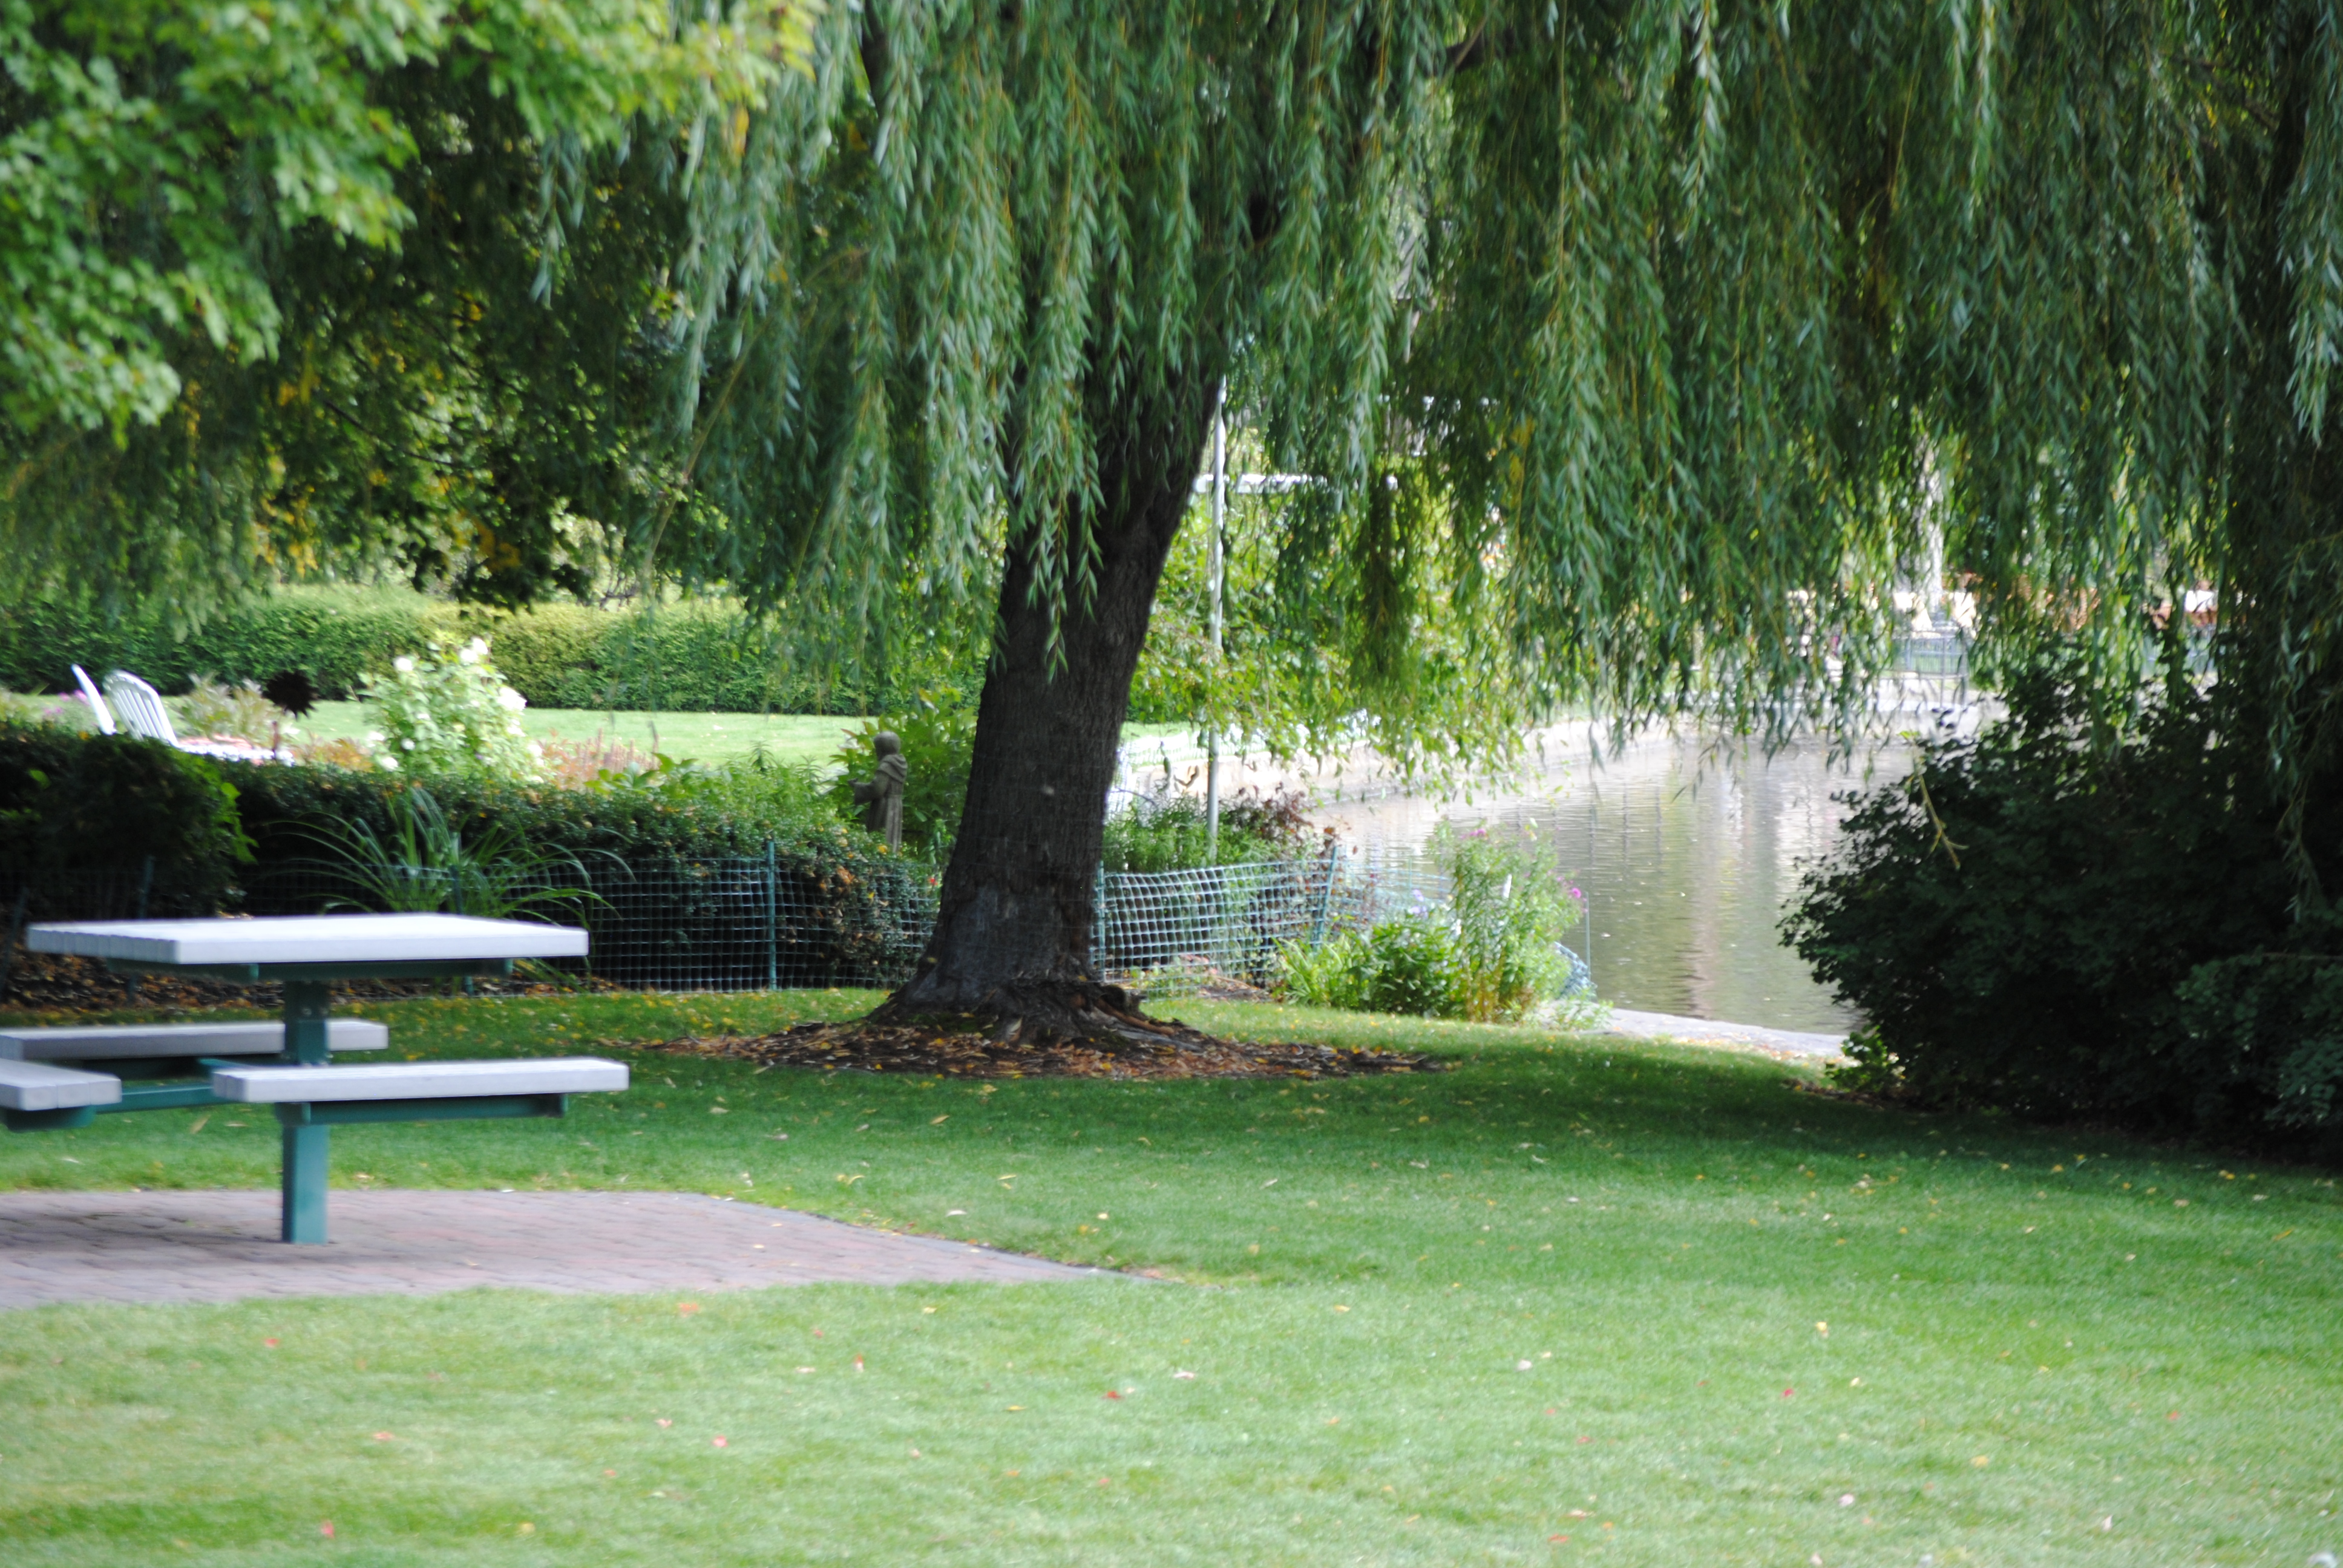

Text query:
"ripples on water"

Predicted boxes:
[[1312, 733, 1913, 1035]]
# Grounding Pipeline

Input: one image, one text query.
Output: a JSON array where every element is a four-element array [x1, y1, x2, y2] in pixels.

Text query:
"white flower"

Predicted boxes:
[[526, 741, 545, 759], [393, 656, 416, 674], [459, 638, 490, 665], [496, 687, 526, 712], [401, 738, 416, 751], [364, 731, 382, 745], [378, 754, 399, 771]]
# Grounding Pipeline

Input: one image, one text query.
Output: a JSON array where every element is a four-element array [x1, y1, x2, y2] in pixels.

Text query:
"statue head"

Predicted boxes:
[[872, 730, 902, 759]]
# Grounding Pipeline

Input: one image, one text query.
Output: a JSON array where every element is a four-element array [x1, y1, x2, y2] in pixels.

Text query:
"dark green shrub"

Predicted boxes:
[[0, 723, 251, 915], [229, 755, 841, 868], [1784, 659, 2343, 1153], [229, 761, 917, 988], [0, 725, 925, 987]]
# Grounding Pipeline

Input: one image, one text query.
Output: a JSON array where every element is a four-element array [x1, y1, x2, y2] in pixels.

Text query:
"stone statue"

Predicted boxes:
[[852, 730, 909, 851]]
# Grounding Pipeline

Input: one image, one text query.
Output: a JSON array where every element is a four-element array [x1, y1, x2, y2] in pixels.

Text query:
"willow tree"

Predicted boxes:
[[649, 0, 2338, 1036], [11, 3, 2342, 1036]]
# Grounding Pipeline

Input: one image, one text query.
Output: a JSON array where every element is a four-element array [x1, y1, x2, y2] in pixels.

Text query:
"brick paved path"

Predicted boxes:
[[0, 1190, 1106, 1310]]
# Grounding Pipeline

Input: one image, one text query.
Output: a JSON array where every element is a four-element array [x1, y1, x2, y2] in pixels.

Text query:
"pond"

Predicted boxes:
[[1309, 731, 1915, 1035]]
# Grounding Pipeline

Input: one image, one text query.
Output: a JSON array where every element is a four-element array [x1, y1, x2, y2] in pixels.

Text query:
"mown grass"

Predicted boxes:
[[280, 708, 1202, 771], [283, 704, 860, 769], [2, 991, 2339, 1565]]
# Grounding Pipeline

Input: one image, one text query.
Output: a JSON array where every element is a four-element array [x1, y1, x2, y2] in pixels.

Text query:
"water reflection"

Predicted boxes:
[[1312, 732, 1912, 1034]]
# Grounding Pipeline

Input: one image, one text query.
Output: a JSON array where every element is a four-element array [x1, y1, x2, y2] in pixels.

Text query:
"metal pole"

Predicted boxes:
[[1093, 863, 1108, 969], [1205, 387, 1226, 860], [278, 979, 334, 1243], [1311, 841, 1340, 947]]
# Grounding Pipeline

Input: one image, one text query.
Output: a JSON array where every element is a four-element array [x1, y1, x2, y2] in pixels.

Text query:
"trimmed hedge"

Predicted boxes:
[[0, 728, 931, 987], [227, 757, 847, 868], [0, 588, 955, 714], [485, 601, 865, 714], [0, 722, 251, 917], [0, 589, 455, 703]]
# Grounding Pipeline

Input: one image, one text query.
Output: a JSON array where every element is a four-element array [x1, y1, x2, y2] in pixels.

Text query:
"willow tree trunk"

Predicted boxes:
[[873, 376, 1219, 1041]]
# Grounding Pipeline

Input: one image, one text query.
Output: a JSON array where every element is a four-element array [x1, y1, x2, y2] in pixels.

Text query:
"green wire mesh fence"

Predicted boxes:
[[4, 846, 1569, 1000]]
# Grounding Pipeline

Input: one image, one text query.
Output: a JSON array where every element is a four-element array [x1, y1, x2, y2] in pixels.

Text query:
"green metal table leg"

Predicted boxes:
[[284, 979, 333, 1066], [280, 979, 334, 1243], [281, 1117, 330, 1243]]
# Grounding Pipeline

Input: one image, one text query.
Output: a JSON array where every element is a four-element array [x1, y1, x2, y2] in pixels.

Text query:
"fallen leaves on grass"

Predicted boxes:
[[653, 1021, 1442, 1081]]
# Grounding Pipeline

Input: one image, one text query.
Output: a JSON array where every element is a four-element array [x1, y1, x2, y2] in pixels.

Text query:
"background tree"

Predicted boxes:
[[0, 0, 807, 616]]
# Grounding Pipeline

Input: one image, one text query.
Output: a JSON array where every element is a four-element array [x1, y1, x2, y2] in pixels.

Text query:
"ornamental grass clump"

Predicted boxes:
[[1440, 826, 1593, 1025], [294, 786, 611, 924], [359, 637, 542, 782], [1279, 828, 1594, 1026]]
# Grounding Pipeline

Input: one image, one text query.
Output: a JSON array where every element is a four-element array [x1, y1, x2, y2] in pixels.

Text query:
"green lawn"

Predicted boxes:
[[277, 703, 862, 770], [270, 705, 1205, 771], [2, 992, 2338, 1565]]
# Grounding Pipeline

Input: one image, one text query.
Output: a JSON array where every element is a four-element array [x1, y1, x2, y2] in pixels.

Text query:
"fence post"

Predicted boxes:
[[1310, 843, 1340, 948], [1093, 863, 1107, 967], [764, 840, 778, 992]]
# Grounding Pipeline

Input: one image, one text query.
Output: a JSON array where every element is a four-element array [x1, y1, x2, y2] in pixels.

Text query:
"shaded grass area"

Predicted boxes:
[[2, 992, 2340, 1564]]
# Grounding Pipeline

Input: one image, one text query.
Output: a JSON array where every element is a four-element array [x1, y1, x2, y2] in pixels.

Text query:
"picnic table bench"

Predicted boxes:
[[11, 914, 626, 1243], [1, 1019, 389, 1063]]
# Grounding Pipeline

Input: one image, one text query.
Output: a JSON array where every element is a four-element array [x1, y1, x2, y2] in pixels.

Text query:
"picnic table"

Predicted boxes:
[[10, 915, 626, 1243]]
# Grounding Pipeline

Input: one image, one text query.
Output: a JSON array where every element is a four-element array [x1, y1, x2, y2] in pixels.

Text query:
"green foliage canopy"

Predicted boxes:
[[0, 0, 808, 614], [13, 1, 2343, 813], [653, 0, 2343, 787]]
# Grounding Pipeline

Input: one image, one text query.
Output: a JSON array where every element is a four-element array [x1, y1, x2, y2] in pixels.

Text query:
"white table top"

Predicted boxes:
[[25, 913, 589, 968]]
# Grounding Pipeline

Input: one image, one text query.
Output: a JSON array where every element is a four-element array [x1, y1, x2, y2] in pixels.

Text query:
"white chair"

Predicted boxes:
[[71, 665, 116, 736], [90, 666, 289, 763], [102, 670, 177, 743]]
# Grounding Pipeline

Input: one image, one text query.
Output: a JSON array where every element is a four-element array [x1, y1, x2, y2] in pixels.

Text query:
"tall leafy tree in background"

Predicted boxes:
[[0, 0, 808, 610], [670, 0, 2343, 1037]]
